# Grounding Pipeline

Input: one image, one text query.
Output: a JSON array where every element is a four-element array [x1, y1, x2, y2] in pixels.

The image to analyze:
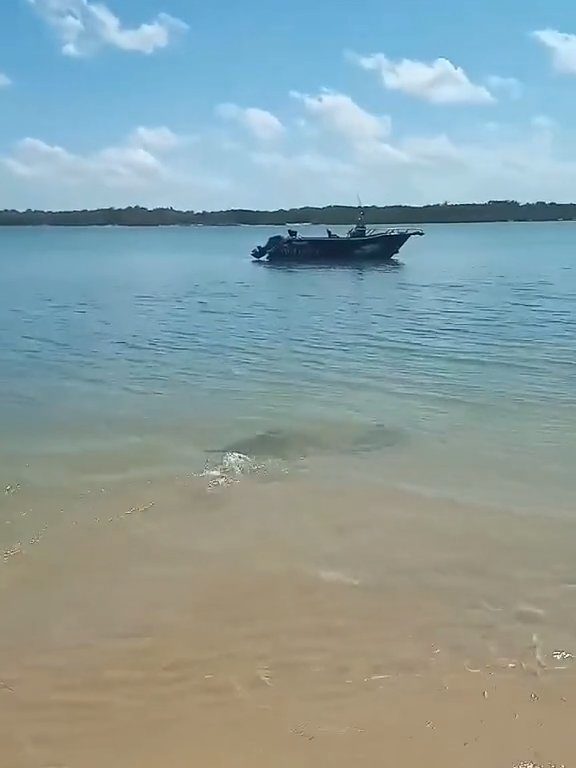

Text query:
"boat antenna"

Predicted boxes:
[[356, 194, 365, 223]]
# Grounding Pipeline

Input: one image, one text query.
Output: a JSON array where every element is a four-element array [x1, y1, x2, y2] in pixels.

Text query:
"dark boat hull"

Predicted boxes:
[[259, 232, 417, 263]]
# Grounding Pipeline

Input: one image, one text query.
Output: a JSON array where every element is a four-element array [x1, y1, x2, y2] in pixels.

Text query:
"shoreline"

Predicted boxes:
[[3, 472, 576, 661], [3, 201, 576, 228]]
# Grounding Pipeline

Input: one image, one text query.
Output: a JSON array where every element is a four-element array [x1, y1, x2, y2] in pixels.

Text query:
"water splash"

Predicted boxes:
[[197, 451, 277, 489]]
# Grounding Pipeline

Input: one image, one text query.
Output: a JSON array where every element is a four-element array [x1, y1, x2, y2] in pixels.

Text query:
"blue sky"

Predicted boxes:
[[1, 0, 576, 209]]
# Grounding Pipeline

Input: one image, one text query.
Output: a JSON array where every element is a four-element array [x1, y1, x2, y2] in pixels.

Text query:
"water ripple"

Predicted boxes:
[[1, 224, 576, 506]]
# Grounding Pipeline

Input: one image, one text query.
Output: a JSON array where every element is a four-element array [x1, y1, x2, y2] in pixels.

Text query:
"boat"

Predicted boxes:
[[251, 210, 424, 263]]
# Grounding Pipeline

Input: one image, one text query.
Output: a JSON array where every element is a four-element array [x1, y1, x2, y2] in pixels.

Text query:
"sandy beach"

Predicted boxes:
[[2, 474, 575, 767]]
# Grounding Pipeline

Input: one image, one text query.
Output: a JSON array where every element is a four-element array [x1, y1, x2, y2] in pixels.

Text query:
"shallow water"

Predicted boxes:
[[2, 223, 576, 506], [1, 223, 576, 766]]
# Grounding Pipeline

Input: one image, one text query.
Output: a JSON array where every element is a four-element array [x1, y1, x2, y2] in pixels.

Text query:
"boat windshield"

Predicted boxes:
[[348, 223, 367, 237]]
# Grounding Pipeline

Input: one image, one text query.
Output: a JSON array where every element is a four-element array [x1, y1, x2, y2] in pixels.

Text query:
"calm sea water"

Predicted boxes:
[[1, 223, 575, 511]]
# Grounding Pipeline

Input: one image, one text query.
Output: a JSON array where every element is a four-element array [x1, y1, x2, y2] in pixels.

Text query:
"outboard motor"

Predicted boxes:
[[251, 234, 285, 260], [251, 245, 266, 260]]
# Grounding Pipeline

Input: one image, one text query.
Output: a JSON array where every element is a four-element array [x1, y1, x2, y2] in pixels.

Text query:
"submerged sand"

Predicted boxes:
[[1, 475, 575, 767]]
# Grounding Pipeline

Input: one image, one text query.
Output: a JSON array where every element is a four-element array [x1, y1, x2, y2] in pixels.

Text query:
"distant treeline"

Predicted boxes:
[[2, 201, 576, 226]]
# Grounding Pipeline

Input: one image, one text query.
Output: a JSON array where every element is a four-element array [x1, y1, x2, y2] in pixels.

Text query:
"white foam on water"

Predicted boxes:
[[514, 763, 565, 768], [551, 650, 573, 661], [196, 451, 287, 490]]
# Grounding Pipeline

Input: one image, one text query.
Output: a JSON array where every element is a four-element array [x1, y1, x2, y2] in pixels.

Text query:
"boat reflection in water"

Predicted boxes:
[[251, 211, 424, 265]]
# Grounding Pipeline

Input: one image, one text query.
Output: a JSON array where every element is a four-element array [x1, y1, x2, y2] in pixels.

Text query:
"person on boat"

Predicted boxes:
[[326, 228, 339, 238], [348, 209, 367, 237]]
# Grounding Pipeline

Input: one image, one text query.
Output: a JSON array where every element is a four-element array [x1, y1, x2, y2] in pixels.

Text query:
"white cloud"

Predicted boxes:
[[5, 138, 88, 180], [290, 90, 409, 169], [486, 75, 522, 99], [28, 0, 188, 56], [236, 105, 576, 207], [396, 121, 576, 202], [0, 73, 11, 88], [532, 29, 576, 74], [130, 126, 182, 152], [352, 139, 410, 167], [216, 104, 285, 141], [3, 93, 576, 211], [291, 90, 391, 142], [3, 126, 182, 188], [246, 150, 357, 207], [353, 52, 495, 104], [399, 134, 464, 164], [251, 150, 354, 176]]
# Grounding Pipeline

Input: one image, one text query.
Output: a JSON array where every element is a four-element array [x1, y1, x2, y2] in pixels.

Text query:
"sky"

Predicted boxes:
[[1, 0, 576, 210]]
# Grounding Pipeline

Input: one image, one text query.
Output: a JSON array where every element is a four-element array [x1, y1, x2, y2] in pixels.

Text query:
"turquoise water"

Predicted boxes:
[[1, 223, 575, 510]]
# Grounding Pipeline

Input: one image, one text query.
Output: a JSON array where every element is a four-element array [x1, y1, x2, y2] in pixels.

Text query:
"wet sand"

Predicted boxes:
[[2, 475, 576, 767]]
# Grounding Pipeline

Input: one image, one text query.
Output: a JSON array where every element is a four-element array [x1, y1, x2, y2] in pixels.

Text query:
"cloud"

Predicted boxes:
[[290, 90, 391, 142], [251, 150, 354, 176], [3, 88, 576, 211], [399, 134, 464, 164], [216, 104, 285, 141], [290, 90, 409, 169], [3, 126, 182, 188], [532, 29, 576, 74], [395, 121, 576, 202], [0, 73, 11, 88], [246, 150, 357, 206], [353, 52, 495, 104], [129, 126, 182, 152], [259, 92, 467, 181], [486, 75, 522, 99], [234, 100, 576, 207], [5, 138, 89, 181], [28, 0, 188, 56]]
